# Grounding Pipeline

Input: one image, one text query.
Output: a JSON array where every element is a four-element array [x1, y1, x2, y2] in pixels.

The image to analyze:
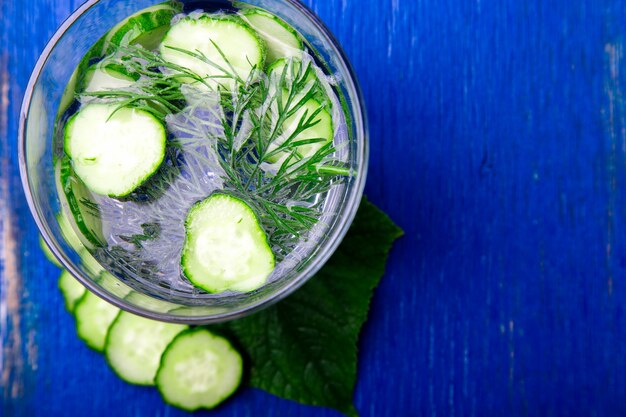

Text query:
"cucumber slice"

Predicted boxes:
[[265, 59, 333, 164], [58, 270, 86, 312], [83, 64, 136, 93], [57, 67, 80, 118], [181, 194, 275, 293], [105, 311, 188, 385], [74, 291, 120, 351], [155, 329, 243, 411], [267, 57, 317, 85], [266, 95, 333, 164], [64, 103, 167, 197], [103, 1, 182, 54], [57, 210, 85, 252], [39, 235, 62, 268], [240, 9, 303, 63], [79, 248, 105, 277], [99, 271, 133, 298], [124, 291, 179, 313], [160, 15, 265, 88], [59, 157, 106, 248]]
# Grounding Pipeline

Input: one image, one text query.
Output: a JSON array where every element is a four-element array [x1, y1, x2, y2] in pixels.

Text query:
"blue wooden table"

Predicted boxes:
[[3, 0, 626, 415]]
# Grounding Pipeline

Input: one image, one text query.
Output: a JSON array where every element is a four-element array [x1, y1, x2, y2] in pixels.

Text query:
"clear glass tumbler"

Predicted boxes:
[[19, 0, 368, 324]]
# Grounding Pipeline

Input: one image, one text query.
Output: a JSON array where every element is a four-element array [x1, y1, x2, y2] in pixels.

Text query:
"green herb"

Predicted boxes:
[[222, 198, 404, 416], [119, 222, 161, 249], [81, 45, 350, 254]]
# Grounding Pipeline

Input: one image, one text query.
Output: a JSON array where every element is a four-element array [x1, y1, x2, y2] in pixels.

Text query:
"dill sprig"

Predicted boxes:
[[79, 44, 350, 253]]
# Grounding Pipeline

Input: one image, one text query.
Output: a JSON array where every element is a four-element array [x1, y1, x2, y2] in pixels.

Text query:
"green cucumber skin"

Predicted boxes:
[[154, 328, 243, 412], [180, 193, 275, 294], [59, 157, 105, 247]]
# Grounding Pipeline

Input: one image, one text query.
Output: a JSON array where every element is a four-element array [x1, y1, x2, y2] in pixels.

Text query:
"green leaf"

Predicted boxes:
[[225, 198, 403, 416]]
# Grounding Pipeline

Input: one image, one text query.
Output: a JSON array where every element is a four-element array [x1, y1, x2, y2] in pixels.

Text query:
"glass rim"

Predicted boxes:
[[18, 0, 369, 324]]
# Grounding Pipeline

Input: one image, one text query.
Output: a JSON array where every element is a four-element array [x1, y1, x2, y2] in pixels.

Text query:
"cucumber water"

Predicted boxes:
[[54, 1, 351, 297]]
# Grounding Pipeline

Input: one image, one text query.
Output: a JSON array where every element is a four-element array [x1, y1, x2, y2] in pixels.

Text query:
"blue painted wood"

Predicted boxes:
[[3, 0, 626, 416]]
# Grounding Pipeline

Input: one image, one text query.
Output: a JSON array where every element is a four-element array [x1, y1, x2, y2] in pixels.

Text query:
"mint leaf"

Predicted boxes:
[[226, 198, 403, 416]]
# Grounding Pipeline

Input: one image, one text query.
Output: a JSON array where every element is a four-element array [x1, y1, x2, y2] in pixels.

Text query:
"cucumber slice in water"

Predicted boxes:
[[58, 270, 86, 312], [160, 15, 265, 88], [268, 57, 317, 84], [39, 235, 62, 268], [155, 329, 243, 411], [240, 9, 303, 63], [64, 103, 166, 197], [57, 210, 85, 252], [74, 291, 120, 351], [105, 311, 188, 385], [103, 1, 182, 54], [181, 194, 275, 293], [58, 157, 106, 248], [79, 248, 105, 277], [83, 64, 136, 93], [266, 95, 333, 164], [265, 59, 333, 164], [99, 271, 133, 298]]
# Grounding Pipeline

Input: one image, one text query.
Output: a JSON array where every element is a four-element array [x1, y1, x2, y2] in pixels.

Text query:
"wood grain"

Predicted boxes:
[[3, 0, 626, 416]]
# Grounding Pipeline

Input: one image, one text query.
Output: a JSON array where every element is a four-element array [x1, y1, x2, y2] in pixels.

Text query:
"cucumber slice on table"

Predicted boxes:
[[74, 291, 120, 351], [39, 235, 62, 268], [58, 270, 86, 312], [155, 329, 243, 411], [181, 194, 275, 293], [64, 103, 166, 197], [240, 9, 303, 63], [160, 14, 265, 88], [105, 311, 188, 385]]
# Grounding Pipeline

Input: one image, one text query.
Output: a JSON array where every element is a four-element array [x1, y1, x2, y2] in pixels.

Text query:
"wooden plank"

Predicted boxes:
[[3, 0, 626, 416]]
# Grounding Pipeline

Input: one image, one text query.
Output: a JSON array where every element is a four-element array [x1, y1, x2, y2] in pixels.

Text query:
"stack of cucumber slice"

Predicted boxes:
[[43, 246, 244, 411]]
